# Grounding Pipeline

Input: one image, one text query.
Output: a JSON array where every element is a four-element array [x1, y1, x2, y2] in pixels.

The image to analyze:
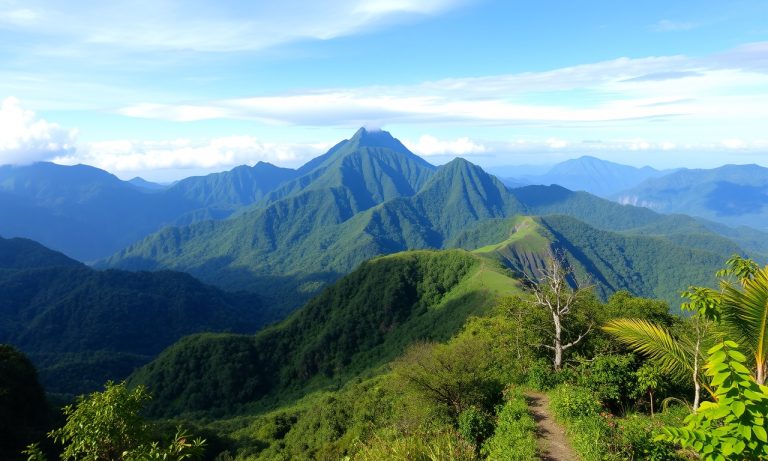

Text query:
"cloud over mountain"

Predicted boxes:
[[0, 97, 77, 165]]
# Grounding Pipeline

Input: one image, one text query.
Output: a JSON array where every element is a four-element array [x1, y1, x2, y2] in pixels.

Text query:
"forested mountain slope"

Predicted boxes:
[[129, 250, 519, 416], [0, 238, 271, 395]]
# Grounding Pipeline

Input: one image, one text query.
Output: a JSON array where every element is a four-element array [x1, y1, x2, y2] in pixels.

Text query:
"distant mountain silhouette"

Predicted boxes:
[[614, 164, 768, 230], [498, 156, 671, 197], [0, 161, 298, 260]]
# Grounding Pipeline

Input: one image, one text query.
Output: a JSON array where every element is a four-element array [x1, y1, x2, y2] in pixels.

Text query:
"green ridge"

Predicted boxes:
[[129, 250, 521, 417]]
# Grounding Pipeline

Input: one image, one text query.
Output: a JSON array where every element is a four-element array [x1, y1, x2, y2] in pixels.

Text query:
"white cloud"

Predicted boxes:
[[1, 0, 470, 53], [52, 136, 332, 180], [721, 139, 747, 149], [403, 135, 487, 156], [113, 45, 768, 140], [0, 97, 77, 164]]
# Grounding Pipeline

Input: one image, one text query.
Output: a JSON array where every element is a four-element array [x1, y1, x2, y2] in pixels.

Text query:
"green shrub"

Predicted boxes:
[[526, 358, 560, 390], [481, 391, 537, 461], [565, 414, 612, 461], [457, 406, 493, 449], [550, 384, 602, 420], [576, 354, 635, 412], [550, 384, 683, 460], [615, 415, 683, 461]]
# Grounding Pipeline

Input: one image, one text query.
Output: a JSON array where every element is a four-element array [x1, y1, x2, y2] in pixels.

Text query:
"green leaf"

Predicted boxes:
[[710, 372, 728, 387], [754, 425, 768, 442], [730, 362, 751, 375], [732, 401, 746, 417], [739, 424, 751, 439], [708, 342, 726, 354], [727, 350, 747, 362], [709, 406, 731, 420]]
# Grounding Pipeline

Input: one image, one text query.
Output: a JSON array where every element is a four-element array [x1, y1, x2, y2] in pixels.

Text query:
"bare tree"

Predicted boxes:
[[527, 251, 593, 371]]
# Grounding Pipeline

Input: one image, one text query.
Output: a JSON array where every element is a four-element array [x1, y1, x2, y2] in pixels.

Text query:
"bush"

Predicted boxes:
[[550, 384, 611, 461], [550, 384, 683, 461], [575, 354, 635, 413], [526, 358, 561, 390], [565, 414, 612, 461], [481, 391, 537, 461], [614, 415, 683, 461], [550, 384, 602, 420], [457, 407, 493, 449]]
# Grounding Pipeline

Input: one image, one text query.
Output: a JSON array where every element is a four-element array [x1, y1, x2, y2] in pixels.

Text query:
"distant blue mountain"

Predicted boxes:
[[0, 161, 298, 261], [497, 156, 672, 197], [614, 164, 768, 230], [128, 177, 169, 191]]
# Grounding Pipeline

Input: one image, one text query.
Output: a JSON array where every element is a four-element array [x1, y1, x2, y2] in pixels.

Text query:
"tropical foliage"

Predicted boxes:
[[23, 381, 205, 461], [658, 341, 768, 460]]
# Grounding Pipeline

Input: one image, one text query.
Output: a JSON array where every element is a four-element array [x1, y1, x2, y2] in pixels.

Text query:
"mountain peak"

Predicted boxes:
[[349, 127, 405, 150]]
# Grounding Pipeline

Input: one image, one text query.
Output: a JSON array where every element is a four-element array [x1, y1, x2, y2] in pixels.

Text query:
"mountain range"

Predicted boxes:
[[0, 236, 274, 395], [100, 129, 759, 312], [3, 132, 767, 265], [495, 155, 672, 197], [3, 127, 768, 394], [614, 164, 768, 231], [0, 161, 299, 261]]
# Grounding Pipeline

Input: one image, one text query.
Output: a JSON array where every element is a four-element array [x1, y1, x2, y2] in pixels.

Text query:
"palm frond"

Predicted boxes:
[[721, 266, 768, 372], [602, 318, 691, 381]]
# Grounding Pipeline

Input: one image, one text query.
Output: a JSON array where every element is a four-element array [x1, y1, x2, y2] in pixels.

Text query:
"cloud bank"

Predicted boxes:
[[51, 136, 334, 181], [0, 97, 77, 164], [113, 42, 768, 147]]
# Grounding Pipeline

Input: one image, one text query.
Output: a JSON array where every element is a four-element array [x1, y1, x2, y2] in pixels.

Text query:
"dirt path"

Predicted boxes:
[[525, 391, 579, 461]]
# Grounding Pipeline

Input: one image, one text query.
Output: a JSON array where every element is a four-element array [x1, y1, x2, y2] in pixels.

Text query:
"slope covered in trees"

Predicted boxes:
[[129, 250, 521, 416], [454, 215, 729, 307], [0, 238, 271, 395], [97, 133, 763, 320]]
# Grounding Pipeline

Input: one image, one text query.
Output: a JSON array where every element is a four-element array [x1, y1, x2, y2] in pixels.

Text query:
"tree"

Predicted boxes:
[[717, 256, 768, 385], [527, 252, 593, 371], [0, 344, 48, 461], [391, 338, 501, 418], [602, 302, 717, 411], [632, 362, 667, 417], [24, 381, 205, 461]]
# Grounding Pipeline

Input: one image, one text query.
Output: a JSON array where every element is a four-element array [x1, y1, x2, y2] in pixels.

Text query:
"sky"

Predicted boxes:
[[1, 0, 767, 181]]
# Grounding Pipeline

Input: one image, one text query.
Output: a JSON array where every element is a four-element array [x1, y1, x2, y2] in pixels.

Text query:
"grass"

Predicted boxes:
[[471, 216, 549, 254]]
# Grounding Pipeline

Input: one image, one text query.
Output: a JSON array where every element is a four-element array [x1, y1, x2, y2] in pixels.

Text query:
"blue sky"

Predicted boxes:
[[1, 0, 767, 181]]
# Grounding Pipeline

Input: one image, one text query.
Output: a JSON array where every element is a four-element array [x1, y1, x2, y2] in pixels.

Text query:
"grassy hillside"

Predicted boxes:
[[129, 250, 522, 417], [455, 216, 727, 307]]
